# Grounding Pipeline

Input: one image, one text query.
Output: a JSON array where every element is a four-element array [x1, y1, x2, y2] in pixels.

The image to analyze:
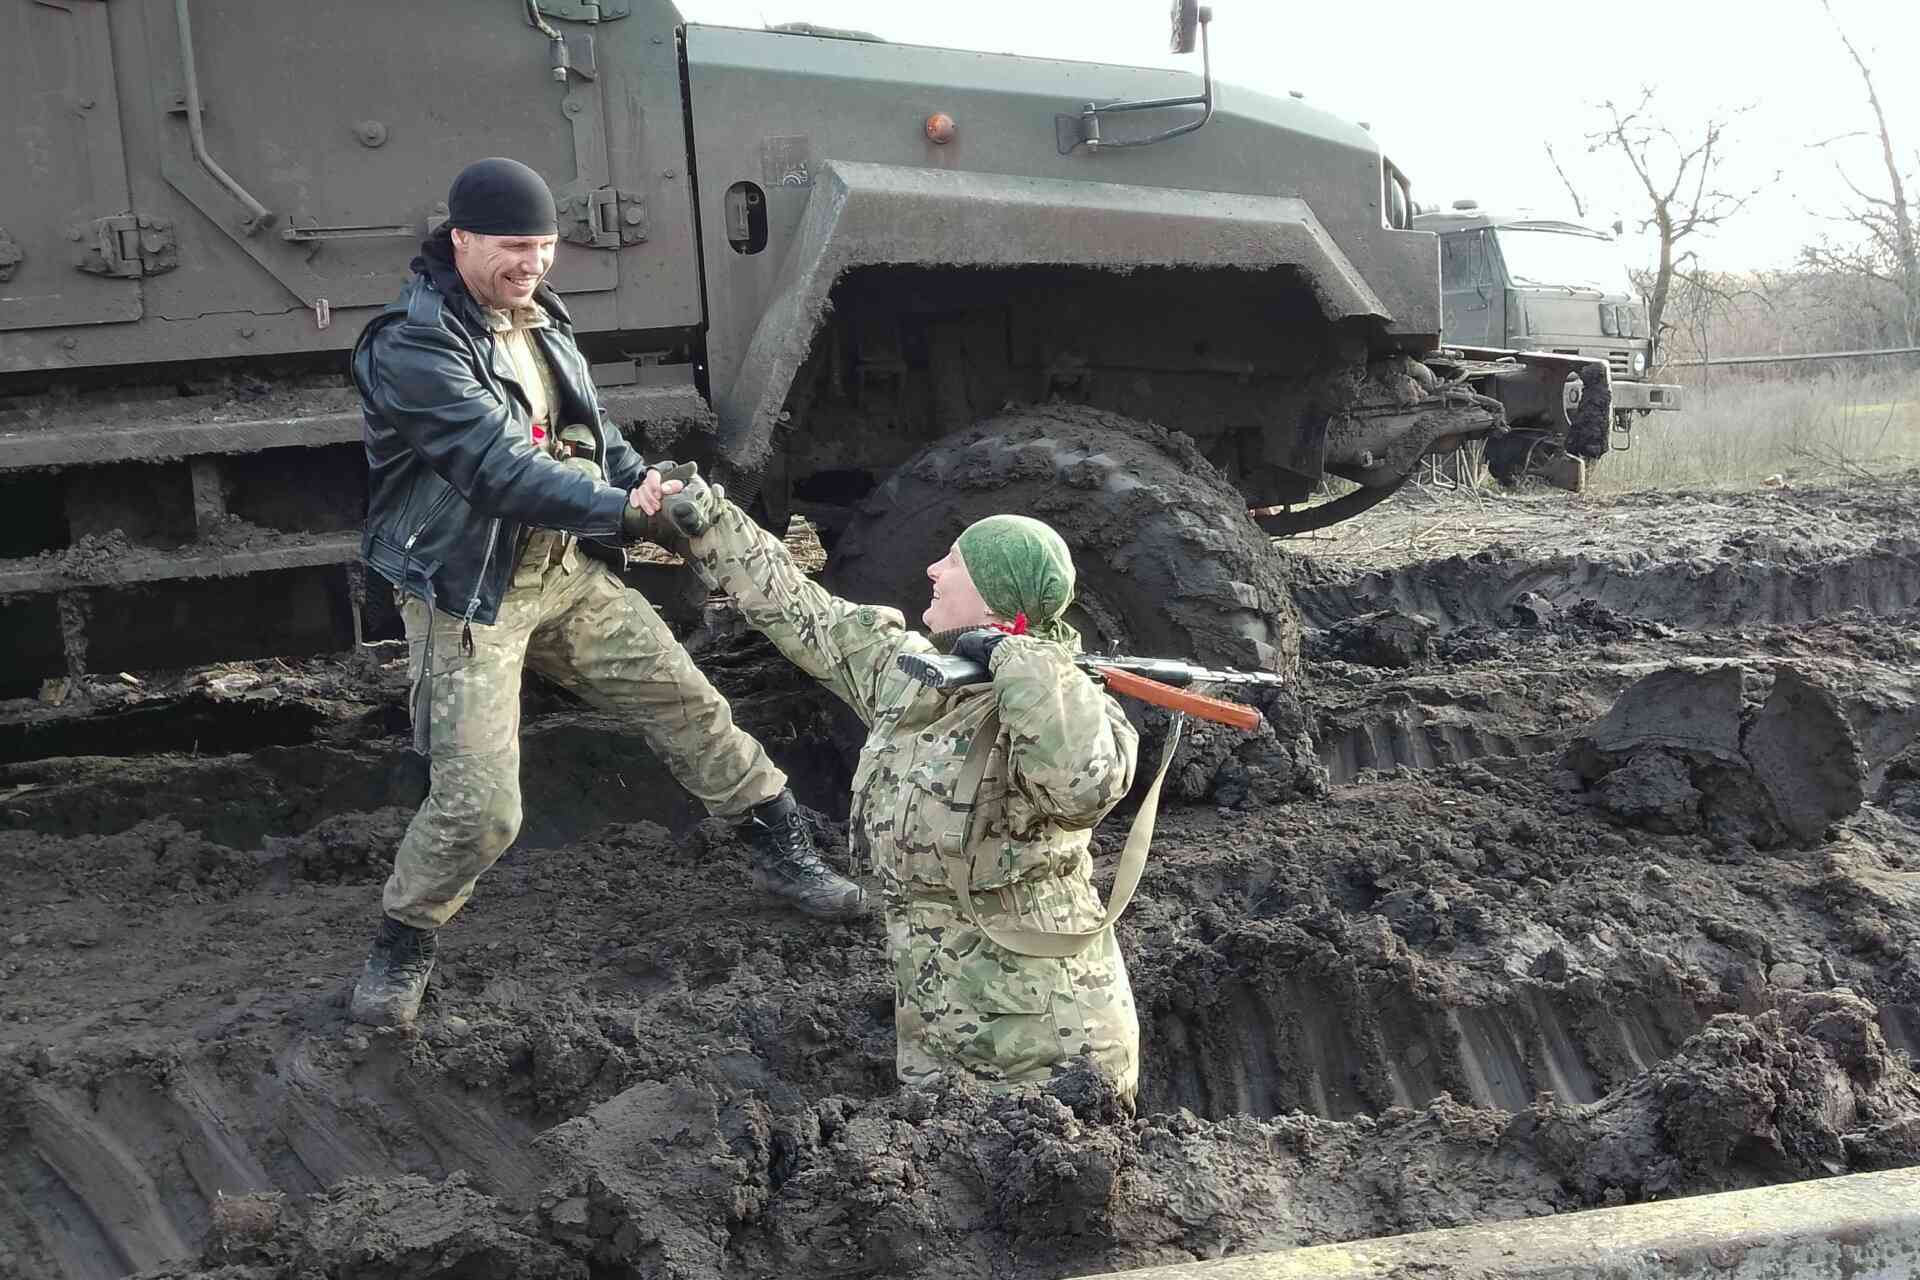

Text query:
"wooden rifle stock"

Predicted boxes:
[[1093, 666, 1262, 731], [893, 651, 1272, 731]]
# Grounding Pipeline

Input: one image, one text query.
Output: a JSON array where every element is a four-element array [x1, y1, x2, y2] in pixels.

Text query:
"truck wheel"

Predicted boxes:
[[824, 405, 1298, 674]]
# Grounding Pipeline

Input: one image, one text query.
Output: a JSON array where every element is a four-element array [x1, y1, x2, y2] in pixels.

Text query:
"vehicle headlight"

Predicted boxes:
[[1632, 349, 1647, 374]]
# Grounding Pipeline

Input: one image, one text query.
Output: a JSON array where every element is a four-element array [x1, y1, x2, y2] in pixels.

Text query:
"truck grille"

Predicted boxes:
[[1552, 347, 1638, 378]]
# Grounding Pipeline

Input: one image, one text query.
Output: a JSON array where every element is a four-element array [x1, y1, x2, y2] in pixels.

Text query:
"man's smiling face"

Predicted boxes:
[[451, 229, 557, 309]]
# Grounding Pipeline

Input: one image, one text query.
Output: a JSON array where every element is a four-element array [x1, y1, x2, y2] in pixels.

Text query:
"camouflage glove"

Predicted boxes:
[[658, 462, 726, 539], [618, 461, 706, 542]]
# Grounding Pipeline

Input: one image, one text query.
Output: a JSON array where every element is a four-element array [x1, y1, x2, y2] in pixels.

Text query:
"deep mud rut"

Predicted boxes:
[[4, 475, 1920, 1280]]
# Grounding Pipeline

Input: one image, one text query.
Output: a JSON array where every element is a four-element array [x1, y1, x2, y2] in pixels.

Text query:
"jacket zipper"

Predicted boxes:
[[460, 517, 502, 656], [404, 486, 459, 553], [395, 482, 457, 627]]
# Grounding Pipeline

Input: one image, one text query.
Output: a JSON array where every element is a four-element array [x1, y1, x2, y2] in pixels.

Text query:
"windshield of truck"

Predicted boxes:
[[1494, 228, 1637, 296]]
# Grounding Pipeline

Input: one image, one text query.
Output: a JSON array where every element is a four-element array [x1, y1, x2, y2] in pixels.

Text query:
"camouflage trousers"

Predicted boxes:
[[891, 865, 1139, 1102], [383, 557, 786, 928]]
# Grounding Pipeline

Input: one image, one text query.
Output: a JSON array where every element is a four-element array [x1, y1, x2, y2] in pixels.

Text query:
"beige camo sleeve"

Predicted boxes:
[[689, 498, 917, 727], [987, 636, 1139, 829]]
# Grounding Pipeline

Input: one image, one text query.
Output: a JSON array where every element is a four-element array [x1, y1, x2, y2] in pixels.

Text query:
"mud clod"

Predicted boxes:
[[271, 807, 415, 884], [1511, 592, 1557, 628], [1526, 992, 1920, 1200], [1162, 689, 1329, 808], [1744, 669, 1868, 843], [1567, 665, 1865, 848], [1872, 740, 1920, 823], [534, 1077, 765, 1277], [1321, 608, 1439, 669], [1594, 752, 1704, 834], [163, 1173, 582, 1280]]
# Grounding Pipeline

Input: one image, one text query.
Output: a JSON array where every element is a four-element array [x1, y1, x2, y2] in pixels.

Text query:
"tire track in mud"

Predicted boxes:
[[1290, 522, 1920, 786], [1309, 669, 1602, 785], [1135, 906, 1723, 1123], [1310, 661, 1920, 787], [1292, 536, 1920, 633], [2, 1041, 553, 1278]]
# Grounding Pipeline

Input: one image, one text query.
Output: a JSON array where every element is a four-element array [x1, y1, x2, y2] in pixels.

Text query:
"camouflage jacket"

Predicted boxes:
[[692, 502, 1138, 899]]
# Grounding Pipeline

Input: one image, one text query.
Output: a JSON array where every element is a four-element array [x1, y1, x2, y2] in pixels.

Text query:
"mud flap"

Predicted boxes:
[[710, 159, 1393, 482], [1565, 362, 1613, 461]]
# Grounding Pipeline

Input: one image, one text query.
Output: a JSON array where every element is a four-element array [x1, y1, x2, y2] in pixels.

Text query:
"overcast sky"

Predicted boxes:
[[677, 0, 1918, 275]]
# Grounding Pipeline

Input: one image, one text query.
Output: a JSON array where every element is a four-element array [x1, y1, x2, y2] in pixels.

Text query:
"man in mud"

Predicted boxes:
[[346, 157, 865, 1027]]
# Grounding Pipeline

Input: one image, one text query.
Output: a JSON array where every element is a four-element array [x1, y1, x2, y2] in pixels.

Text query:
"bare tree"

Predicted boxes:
[[1584, 89, 1769, 345], [1634, 263, 1908, 364], [1801, 1, 1918, 346], [1543, 141, 1587, 220], [1654, 262, 1772, 373]]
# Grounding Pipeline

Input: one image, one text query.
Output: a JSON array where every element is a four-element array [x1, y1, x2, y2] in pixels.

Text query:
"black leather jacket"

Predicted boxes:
[[352, 241, 646, 627]]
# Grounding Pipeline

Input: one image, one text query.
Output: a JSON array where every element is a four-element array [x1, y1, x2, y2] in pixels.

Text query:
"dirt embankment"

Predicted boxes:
[[3, 476, 1919, 1280]]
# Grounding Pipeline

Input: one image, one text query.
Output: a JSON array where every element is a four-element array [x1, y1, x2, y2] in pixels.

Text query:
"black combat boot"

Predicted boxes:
[[348, 916, 438, 1027], [740, 791, 867, 920]]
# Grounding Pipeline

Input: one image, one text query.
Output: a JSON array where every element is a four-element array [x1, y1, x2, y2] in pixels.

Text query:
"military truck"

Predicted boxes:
[[0, 0, 1593, 686], [1414, 202, 1682, 486]]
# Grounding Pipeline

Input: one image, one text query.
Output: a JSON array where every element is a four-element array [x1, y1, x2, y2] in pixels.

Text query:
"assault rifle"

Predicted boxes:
[[896, 652, 1283, 731]]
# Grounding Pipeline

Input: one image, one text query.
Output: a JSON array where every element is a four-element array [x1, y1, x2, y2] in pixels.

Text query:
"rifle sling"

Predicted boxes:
[[942, 709, 1184, 959]]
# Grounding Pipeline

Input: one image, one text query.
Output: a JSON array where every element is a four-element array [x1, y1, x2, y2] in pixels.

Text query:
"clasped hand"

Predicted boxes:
[[621, 461, 719, 540]]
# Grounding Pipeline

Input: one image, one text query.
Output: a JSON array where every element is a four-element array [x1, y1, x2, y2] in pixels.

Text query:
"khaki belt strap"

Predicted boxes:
[[942, 709, 1185, 959]]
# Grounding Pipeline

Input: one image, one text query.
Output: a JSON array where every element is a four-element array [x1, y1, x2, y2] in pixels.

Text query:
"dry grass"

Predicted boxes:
[[784, 517, 828, 572], [1589, 368, 1920, 493]]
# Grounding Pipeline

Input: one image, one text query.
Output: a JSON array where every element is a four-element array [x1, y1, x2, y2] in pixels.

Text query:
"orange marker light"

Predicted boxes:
[[925, 112, 957, 144]]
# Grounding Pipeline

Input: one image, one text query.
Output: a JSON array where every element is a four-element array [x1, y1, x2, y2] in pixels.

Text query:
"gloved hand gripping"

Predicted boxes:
[[658, 461, 725, 539]]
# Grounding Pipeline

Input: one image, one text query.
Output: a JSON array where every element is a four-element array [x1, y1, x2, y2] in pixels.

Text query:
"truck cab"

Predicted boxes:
[[1415, 204, 1682, 427]]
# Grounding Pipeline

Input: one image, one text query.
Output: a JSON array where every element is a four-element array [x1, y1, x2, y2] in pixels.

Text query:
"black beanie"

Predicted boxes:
[[446, 157, 557, 237]]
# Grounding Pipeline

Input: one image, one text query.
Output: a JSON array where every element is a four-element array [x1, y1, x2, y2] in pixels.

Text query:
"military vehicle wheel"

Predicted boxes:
[[824, 405, 1298, 674]]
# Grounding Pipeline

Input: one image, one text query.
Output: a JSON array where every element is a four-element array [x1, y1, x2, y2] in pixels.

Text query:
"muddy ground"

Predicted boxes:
[[3, 474, 1920, 1280]]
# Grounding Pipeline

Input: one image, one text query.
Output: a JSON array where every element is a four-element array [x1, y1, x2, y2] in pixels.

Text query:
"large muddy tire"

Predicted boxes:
[[825, 405, 1299, 673]]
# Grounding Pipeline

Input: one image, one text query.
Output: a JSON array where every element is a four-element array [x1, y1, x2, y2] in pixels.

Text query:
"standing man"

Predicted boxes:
[[347, 157, 864, 1028]]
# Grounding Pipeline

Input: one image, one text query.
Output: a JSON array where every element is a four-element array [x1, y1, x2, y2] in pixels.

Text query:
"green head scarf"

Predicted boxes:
[[954, 514, 1080, 649]]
